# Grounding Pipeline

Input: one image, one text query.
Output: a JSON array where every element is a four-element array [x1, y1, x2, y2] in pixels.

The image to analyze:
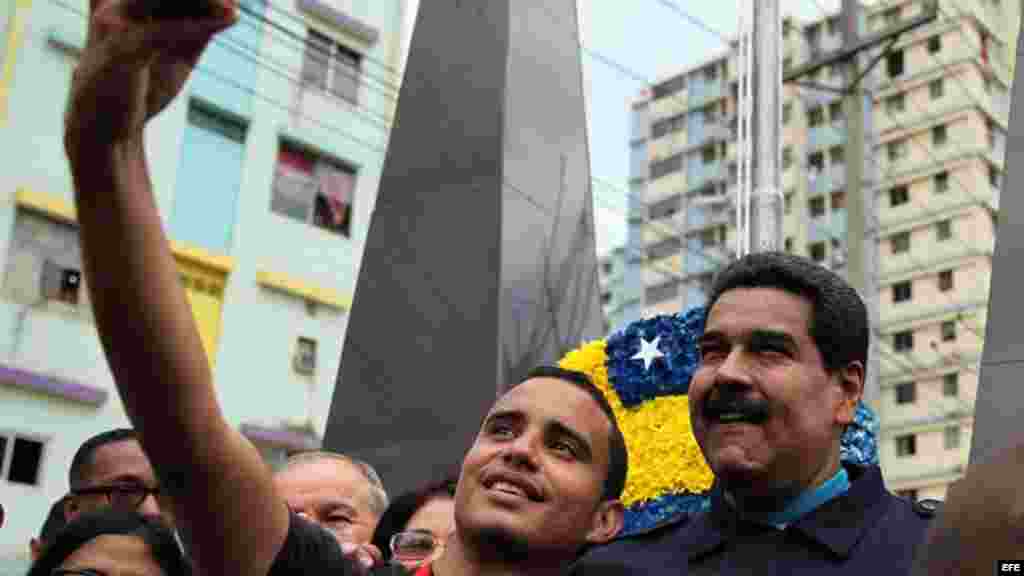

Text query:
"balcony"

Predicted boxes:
[[807, 121, 845, 150], [689, 80, 724, 108], [807, 166, 846, 196], [808, 209, 847, 244]]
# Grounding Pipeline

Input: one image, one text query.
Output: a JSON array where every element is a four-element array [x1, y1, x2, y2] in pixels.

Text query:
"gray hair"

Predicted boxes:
[[282, 451, 389, 516]]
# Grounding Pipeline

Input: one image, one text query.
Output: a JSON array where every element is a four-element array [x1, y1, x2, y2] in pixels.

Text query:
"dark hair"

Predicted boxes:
[[69, 429, 138, 490], [371, 475, 458, 562], [707, 252, 869, 371], [521, 366, 628, 502], [39, 497, 68, 544], [27, 509, 189, 576]]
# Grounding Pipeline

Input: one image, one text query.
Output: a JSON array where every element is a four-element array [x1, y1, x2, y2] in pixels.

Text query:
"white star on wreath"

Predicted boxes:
[[631, 335, 665, 371]]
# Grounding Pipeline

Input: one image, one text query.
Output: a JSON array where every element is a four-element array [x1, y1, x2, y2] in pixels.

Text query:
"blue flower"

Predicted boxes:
[[841, 402, 880, 466], [621, 492, 710, 538], [605, 308, 707, 407]]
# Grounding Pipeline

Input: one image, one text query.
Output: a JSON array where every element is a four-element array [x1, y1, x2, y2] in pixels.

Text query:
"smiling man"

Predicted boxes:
[[576, 252, 938, 576]]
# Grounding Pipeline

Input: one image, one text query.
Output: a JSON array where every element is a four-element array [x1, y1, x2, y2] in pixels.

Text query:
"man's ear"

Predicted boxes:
[[585, 499, 625, 545], [63, 496, 80, 523], [835, 361, 865, 426]]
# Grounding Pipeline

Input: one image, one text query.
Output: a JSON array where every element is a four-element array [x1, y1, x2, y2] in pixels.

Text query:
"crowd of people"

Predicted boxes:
[[1, 0, 1017, 573]]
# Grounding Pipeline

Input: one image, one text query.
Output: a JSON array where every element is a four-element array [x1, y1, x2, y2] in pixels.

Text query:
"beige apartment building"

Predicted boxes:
[[617, 0, 1019, 500]]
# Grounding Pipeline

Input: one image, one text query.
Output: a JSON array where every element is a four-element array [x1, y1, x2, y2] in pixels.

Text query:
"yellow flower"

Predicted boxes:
[[560, 341, 714, 506]]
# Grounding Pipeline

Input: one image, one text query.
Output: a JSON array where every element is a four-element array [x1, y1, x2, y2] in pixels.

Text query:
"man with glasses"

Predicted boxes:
[[64, 429, 168, 526]]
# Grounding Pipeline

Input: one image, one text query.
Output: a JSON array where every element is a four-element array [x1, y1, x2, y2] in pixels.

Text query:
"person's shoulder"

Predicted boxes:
[[575, 511, 696, 572], [268, 511, 354, 576]]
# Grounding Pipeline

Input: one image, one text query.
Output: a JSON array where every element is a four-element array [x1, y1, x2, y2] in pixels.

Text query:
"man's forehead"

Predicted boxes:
[[89, 439, 153, 478], [489, 378, 606, 434], [705, 287, 813, 337]]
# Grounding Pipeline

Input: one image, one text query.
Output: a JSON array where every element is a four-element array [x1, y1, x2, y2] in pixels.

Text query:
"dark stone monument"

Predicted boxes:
[[971, 21, 1024, 467], [323, 0, 604, 495]]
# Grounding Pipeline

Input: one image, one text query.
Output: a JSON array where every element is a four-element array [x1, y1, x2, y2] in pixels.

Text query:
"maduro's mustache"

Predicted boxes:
[[703, 389, 770, 424]]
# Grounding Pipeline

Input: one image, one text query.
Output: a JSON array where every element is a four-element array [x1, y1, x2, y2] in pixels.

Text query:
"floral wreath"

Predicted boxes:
[[558, 307, 880, 537]]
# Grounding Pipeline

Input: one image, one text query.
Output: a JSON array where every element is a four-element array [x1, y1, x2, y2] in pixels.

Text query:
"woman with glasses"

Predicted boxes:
[[26, 509, 189, 576], [371, 476, 457, 571]]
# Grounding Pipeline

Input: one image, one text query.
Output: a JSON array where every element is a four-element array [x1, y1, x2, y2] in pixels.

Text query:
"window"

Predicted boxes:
[[809, 197, 826, 217], [810, 242, 827, 262], [646, 280, 680, 304], [653, 75, 685, 99], [3, 210, 89, 312], [929, 78, 944, 99], [808, 151, 825, 173], [651, 154, 683, 179], [649, 195, 681, 220], [301, 29, 362, 104], [808, 106, 825, 127], [893, 281, 913, 303], [941, 320, 957, 342], [891, 231, 911, 253], [928, 34, 942, 54], [933, 125, 948, 147], [829, 101, 844, 122], [936, 219, 952, 241], [601, 292, 611, 305], [939, 269, 954, 292], [887, 50, 905, 77], [888, 140, 907, 162], [783, 57, 793, 73], [990, 165, 1002, 188], [895, 382, 916, 404], [890, 185, 909, 206], [293, 337, 318, 375], [894, 330, 914, 352], [895, 434, 916, 457], [829, 146, 845, 166], [831, 191, 846, 211], [934, 171, 949, 194], [699, 229, 718, 248], [944, 372, 959, 397], [885, 93, 906, 114], [271, 141, 356, 237], [784, 237, 794, 252], [648, 237, 681, 261], [944, 426, 961, 450], [702, 146, 716, 165], [782, 103, 792, 125], [782, 147, 794, 171], [0, 433, 45, 486], [784, 192, 793, 214], [171, 103, 247, 253]]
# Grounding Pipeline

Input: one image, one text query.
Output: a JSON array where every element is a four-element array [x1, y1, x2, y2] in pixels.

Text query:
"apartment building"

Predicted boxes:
[[622, 0, 1017, 501], [0, 0, 409, 567]]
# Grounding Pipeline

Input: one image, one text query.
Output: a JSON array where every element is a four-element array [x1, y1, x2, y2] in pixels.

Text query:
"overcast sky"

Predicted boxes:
[[399, 1, 843, 255]]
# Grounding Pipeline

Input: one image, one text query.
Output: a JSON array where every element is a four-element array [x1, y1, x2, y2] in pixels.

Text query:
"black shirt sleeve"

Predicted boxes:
[[268, 511, 355, 575]]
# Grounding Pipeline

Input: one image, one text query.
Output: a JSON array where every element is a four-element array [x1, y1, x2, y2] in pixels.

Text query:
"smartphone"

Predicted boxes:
[[123, 0, 218, 20]]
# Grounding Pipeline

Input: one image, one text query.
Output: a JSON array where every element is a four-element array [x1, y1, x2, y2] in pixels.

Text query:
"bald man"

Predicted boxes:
[[273, 452, 388, 547]]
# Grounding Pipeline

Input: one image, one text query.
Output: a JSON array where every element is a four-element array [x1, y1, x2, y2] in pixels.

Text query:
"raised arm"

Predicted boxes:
[[63, 1, 288, 573]]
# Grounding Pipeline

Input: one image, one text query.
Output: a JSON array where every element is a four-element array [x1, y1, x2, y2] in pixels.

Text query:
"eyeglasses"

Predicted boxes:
[[389, 531, 446, 567], [70, 483, 160, 512]]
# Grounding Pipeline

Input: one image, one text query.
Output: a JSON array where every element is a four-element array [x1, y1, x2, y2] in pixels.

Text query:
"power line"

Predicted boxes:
[[652, 0, 732, 43]]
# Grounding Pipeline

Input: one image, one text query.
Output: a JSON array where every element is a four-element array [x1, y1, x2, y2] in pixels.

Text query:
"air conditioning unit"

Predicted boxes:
[[41, 259, 82, 305]]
